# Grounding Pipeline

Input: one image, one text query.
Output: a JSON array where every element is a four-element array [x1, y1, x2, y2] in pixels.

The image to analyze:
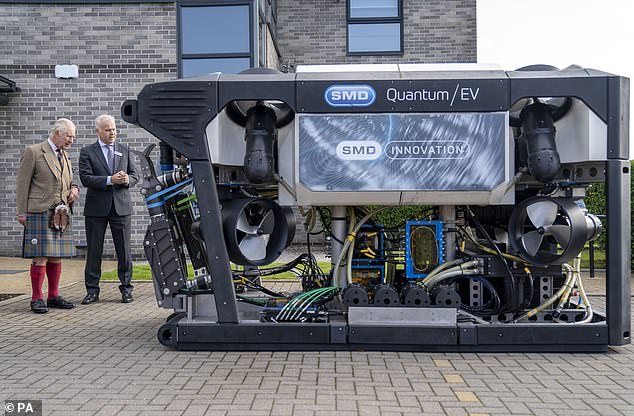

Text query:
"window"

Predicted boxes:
[[179, 3, 254, 77], [347, 0, 402, 55]]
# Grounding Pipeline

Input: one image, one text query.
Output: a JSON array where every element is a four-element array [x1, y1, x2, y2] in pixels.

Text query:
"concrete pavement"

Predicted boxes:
[[0, 257, 633, 416], [0, 257, 118, 296]]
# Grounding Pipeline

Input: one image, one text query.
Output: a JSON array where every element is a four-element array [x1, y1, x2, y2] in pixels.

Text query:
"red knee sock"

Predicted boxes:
[[30, 264, 46, 302], [46, 262, 62, 299]]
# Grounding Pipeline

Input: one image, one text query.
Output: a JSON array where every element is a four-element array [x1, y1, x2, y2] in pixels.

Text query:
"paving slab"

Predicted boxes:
[[0, 257, 632, 415]]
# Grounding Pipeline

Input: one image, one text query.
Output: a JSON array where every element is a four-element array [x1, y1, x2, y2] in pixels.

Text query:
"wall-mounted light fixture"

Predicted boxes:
[[55, 64, 79, 79]]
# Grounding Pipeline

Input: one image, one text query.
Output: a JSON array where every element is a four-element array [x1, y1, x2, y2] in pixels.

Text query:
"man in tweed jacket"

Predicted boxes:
[[16, 118, 79, 313]]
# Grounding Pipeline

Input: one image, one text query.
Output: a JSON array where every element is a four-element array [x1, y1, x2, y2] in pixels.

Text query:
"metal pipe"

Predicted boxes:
[[439, 205, 456, 261], [330, 206, 348, 288]]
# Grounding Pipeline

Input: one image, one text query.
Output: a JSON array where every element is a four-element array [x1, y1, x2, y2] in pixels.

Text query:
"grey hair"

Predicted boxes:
[[95, 114, 116, 128], [50, 118, 75, 137]]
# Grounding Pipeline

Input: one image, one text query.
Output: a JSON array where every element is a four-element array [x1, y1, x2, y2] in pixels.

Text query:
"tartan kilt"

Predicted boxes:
[[22, 211, 76, 258]]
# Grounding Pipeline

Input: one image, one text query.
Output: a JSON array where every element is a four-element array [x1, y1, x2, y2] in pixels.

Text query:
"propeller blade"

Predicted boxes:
[[546, 224, 571, 247], [522, 230, 544, 257], [236, 211, 258, 235], [259, 210, 275, 234], [526, 200, 558, 228], [239, 235, 267, 261]]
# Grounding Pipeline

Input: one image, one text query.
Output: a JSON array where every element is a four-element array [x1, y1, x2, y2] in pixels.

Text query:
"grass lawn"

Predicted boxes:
[[101, 261, 333, 281], [580, 247, 606, 269], [102, 248, 606, 281]]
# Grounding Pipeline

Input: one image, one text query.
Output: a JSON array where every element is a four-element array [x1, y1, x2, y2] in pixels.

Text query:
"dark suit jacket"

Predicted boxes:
[[79, 141, 139, 217]]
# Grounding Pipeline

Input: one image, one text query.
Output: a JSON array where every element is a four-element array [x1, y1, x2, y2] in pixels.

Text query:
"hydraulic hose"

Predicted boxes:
[[513, 264, 576, 323], [422, 261, 481, 290], [346, 208, 356, 286], [569, 256, 593, 323], [553, 261, 578, 318], [576, 268, 594, 323], [423, 258, 465, 281]]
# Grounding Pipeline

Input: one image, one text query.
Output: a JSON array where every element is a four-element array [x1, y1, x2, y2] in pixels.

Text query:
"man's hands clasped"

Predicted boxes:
[[111, 171, 129, 186]]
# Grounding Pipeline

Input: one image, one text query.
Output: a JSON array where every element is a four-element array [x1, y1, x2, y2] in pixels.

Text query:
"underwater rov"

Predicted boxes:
[[122, 64, 630, 351]]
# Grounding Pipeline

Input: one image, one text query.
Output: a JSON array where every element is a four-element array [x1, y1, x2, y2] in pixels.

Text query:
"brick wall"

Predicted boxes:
[[0, 3, 177, 258], [0, 0, 476, 258], [276, 0, 476, 66]]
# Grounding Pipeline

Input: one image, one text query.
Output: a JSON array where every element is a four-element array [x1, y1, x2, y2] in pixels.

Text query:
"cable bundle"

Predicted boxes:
[[513, 256, 593, 323], [275, 286, 339, 322]]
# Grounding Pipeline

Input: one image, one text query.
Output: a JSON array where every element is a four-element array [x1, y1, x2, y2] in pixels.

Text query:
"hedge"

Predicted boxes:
[[584, 160, 634, 266]]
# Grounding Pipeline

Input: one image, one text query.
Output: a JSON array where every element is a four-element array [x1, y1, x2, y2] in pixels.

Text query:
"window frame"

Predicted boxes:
[[177, 0, 255, 78], [346, 0, 404, 56]]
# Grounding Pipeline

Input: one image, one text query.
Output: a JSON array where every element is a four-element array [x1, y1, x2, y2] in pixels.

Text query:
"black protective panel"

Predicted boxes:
[[297, 79, 508, 113], [607, 76, 630, 160], [348, 325, 457, 344], [330, 322, 348, 344], [508, 72, 608, 122], [477, 324, 608, 345], [217, 73, 296, 112], [134, 77, 219, 161], [177, 321, 332, 344], [144, 218, 186, 297], [458, 324, 476, 345]]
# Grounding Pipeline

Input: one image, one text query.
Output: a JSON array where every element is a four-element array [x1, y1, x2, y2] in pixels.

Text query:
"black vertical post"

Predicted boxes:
[[606, 160, 631, 344], [589, 240, 595, 278], [190, 161, 239, 324], [606, 75, 631, 346]]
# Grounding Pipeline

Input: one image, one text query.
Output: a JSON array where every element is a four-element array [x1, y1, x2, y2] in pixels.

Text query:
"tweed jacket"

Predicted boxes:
[[16, 141, 75, 214], [79, 140, 139, 217]]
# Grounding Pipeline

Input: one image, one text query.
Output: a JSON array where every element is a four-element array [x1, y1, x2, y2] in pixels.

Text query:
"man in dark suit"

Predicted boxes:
[[79, 114, 139, 304]]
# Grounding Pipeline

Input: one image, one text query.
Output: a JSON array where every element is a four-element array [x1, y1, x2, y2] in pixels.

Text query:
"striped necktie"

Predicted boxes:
[[106, 145, 115, 174], [56, 149, 63, 169]]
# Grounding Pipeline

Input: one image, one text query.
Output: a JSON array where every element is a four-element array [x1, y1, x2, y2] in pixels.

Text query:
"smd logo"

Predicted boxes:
[[324, 85, 376, 107], [336, 141, 382, 160]]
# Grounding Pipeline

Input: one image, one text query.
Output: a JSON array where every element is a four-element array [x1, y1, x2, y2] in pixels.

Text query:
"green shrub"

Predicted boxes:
[[583, 160, 634, 266], [369, 205, 433, 228], [584, 182, 606, 250]]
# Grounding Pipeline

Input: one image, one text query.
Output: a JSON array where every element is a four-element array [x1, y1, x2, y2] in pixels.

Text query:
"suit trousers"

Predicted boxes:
[[84, 205, 133, 295]]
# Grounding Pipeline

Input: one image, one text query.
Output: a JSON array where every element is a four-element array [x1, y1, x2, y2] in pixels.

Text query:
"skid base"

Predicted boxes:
[[158, 313, 609, 352]]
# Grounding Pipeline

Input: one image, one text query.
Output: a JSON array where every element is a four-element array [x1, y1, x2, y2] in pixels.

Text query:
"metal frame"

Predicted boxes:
[[122, 66, 630, 351]]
